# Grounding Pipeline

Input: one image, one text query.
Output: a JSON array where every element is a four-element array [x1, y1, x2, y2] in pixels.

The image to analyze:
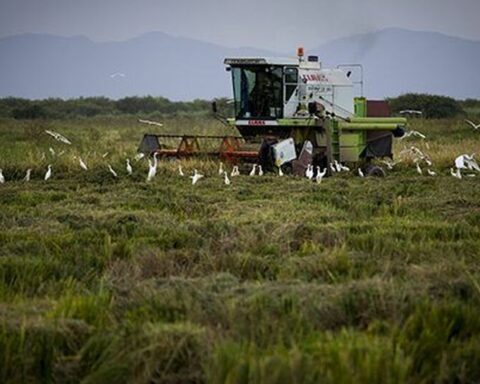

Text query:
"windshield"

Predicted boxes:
[[231, 66, 283, 119]]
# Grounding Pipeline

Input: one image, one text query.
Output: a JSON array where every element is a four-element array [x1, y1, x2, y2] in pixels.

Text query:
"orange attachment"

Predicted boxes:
[[297, 46, 304, 57]]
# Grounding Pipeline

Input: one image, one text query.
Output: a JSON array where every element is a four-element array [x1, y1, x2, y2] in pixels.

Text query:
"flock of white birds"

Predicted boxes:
[[0, 119, 479, 186]]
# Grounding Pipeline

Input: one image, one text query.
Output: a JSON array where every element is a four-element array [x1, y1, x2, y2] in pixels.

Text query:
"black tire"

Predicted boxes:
[[365, 164, 386, 177]]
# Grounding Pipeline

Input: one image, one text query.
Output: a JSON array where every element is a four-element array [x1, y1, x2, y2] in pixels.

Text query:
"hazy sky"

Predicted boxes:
[[1, 0, 479, 51]]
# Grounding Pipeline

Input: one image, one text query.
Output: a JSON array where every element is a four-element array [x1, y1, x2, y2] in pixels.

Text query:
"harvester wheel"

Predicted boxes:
[[365, 164, 386, 177]]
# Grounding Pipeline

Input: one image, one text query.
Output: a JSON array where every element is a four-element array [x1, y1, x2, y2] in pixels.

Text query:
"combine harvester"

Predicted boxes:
[[139, 48, 407, 175]]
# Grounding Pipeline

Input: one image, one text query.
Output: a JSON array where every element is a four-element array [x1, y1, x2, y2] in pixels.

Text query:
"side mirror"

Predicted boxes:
[[211, 101, 217, 114]]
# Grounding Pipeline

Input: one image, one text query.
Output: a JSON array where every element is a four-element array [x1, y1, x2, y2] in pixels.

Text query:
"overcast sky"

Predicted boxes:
[[1, 0, 479, 51]]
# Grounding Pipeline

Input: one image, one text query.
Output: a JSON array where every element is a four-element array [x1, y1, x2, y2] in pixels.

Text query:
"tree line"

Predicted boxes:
[[0, 94, 477, 120]]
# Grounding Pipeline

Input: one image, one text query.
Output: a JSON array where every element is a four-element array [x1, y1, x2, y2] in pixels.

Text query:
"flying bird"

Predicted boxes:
[[138, 119, 163, 127], [110, 72, 126, 79], [107, 164, 118, 178], [44, 165, 52, 181], [465, 119, 480, 130], [45, 130, 72, 145], [400, 130, 426, 140], [190, 169, 204, 185]]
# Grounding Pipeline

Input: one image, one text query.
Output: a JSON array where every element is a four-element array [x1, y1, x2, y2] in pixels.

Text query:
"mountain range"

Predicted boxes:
[[0, 28, 479, 100]]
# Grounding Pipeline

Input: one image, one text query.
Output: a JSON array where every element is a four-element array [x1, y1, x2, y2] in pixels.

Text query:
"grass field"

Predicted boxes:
[[0, 116, 480, 383]]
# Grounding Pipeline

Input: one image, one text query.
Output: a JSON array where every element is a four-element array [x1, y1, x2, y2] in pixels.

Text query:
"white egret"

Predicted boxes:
[[218, 162, 224, 175], [49, 147, 56, 156], [135, 153, 145, 161], [358, 168, 364, 177], [0, 169, 4, 184], [334, 160, 342, 173], [126, 159, 133, 175], [416, 162, 423, 175], [427, 169, 436, 176], [107, 164, 118, 178], [316, 167, 327, 183], [190, 169, 204, 185], [79, 157, 88, 171], [278, 166, 284, 176], [465, 119, 480, 130], [178, 165, 185, 176], [450, 168, 462, 179], [249, 164, 257, 176], [329, 163, 336, 173], [306, 164, 314, 180], [231, 165, 240, 177], [146, 153, 158, 182], [224, 171, 231, 185], [138, 119, 163, 127], [24, 169, 32, 182], [45, 130, 72, 145], [44, 165, 52, 181], [257, 165, 264, 176], [340, 163, 350, 172]]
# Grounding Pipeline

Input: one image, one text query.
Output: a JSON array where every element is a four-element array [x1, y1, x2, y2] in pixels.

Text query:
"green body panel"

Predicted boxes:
[[354, 97, 367, 117], [349, 117, 407, 124], [338, 122, 400, 130]]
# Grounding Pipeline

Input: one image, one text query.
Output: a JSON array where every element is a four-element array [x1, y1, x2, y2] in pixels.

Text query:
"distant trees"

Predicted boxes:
[[0, 96, 234, 119], [388, 93, 464, 119]]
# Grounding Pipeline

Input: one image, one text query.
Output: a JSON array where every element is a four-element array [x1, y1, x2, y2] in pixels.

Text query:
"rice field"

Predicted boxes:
[[0, 115, 480, 383]]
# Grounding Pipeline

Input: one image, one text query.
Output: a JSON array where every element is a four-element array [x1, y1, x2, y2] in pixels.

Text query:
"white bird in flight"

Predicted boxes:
[[126, 159, 133, 175], [465, 119, 480, 130], [44, 165, 52, 181], [190, 169, 204, 185], [45, 130, 72, 145], [107, 164, 118, 178], [138, 119, 163, 127], [110, 72, 126, 79], [400, 130, 426, 140]]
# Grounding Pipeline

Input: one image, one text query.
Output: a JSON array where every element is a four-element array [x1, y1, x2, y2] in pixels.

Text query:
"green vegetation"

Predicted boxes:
[[387, 93, 464, 119], [0, 115, 480, 383]]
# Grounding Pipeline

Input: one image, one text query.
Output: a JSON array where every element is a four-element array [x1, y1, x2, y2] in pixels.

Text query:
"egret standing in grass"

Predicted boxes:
[[416, 162, 423, 175], [146, 153, 158, 182], [278, 166, 284, 176], [24, 169, 32, 182], [427, 169, 436, 176], [79, 157, 88, 171], [44, 165, 52, 181], [0, 169, 4, 184], [257, 165, 264, 176], [316, 166, 327, 184], [178, 165, 185, 176], [249, 164, 257, 176], [306, 164, 314, 180], [218, 162, 224, 176], [358, 168, 364, 177], [231, 166, 240, 177], [126, 159, 133, 175], [107, 164, 118, 178], [224, 171, 231, 185]]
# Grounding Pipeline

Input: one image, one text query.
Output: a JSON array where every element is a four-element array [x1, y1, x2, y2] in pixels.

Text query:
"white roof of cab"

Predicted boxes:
[[224, 57, 299, 66]]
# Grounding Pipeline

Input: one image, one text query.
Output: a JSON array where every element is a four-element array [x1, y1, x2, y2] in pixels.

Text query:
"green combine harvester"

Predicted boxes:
[[140, 48, 406, 175]]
